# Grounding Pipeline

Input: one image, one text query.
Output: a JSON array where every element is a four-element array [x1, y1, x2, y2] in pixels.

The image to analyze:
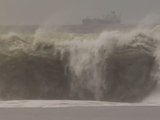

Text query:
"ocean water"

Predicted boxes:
[[0, 25, 160, 106]]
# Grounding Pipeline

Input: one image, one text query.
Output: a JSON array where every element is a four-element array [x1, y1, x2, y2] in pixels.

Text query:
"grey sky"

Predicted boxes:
[[0, 0, 160, 25]]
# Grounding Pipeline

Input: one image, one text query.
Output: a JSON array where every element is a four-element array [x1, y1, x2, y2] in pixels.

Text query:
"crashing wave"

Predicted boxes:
[[0, 28, 159, 102]]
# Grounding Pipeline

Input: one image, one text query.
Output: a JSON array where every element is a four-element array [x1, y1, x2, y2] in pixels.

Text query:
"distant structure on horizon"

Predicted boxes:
[[58, 11, 127, 33], [82, 11, 121, 25]]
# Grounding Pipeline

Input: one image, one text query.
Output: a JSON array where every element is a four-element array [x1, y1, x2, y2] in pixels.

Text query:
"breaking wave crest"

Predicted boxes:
[[0, 27, 160, 103]]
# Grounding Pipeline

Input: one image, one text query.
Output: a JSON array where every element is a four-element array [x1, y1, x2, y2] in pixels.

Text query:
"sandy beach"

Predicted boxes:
[[0, 106, 159, 120]]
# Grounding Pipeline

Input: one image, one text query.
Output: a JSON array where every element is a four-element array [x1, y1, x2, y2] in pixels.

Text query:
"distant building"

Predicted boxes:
[[82, 11, 121, 25]]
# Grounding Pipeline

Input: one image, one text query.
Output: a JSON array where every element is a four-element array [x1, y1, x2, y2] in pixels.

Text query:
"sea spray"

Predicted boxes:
[[56, 30, 157, 102], [57, 31, 118, 100]]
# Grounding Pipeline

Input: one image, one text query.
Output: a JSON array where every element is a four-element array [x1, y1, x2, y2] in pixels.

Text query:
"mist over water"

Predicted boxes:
[[0, 24, 160, 104]]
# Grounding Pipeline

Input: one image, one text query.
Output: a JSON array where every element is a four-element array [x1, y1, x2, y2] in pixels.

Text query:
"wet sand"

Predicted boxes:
[[0, 106, 159, 120]]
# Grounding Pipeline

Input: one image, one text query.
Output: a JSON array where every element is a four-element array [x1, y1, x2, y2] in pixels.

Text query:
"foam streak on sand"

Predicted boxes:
[[0, 100, 159, 108]]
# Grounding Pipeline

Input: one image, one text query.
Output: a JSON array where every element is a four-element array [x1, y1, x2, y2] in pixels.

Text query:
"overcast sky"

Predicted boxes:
[[0, 0, 160, 25]]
